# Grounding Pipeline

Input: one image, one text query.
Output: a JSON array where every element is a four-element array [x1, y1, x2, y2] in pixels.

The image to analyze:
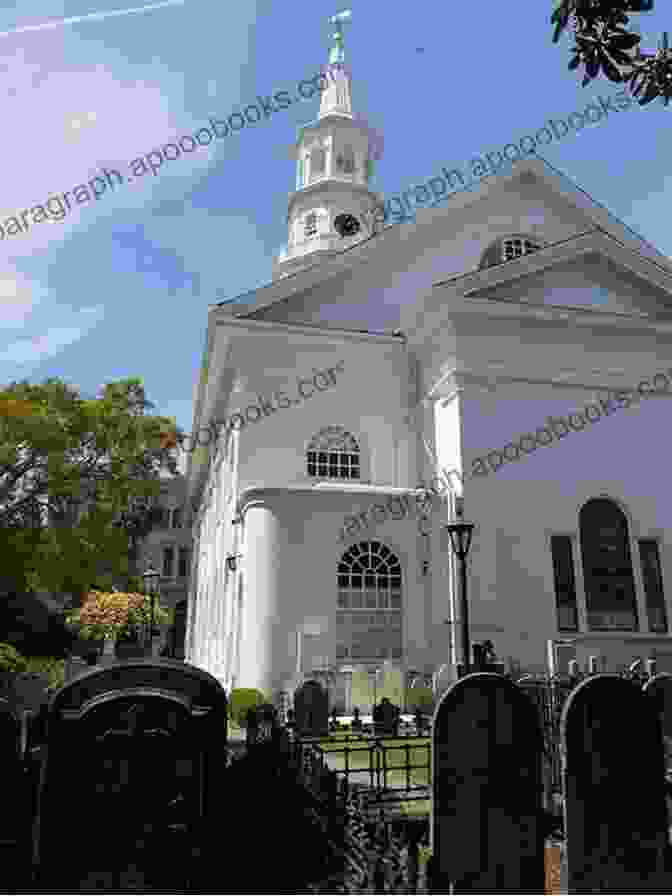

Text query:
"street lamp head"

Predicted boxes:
[[443, 519, 475, 559]]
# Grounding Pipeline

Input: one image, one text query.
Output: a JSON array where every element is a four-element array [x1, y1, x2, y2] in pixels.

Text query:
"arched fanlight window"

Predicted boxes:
[[335, 145, 355, 174], [337, 541, 402, 661], [479, 235, 542, 269], [579, 498, 638, 631], [304, 212, 317, 238], [307, 426, 360, 479]]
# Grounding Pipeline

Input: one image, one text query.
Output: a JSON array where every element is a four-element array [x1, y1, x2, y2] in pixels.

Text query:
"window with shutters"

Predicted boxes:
[[639, 539, 668, 633], [550, 535, 579, 631]]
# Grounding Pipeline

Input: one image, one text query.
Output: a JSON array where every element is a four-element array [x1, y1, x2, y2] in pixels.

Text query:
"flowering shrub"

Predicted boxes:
[[65, 591, 172, 641]]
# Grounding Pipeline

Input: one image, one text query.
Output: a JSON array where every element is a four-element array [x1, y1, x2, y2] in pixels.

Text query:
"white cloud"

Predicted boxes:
[[0, 272, 39, 328], [0, 305, 104, 364]]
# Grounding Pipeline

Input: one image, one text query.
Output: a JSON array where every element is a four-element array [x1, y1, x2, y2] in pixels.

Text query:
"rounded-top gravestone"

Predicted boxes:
[[294, 680, 329, 738], [562, 674, 670, 893], [431, 672, 545, 893]]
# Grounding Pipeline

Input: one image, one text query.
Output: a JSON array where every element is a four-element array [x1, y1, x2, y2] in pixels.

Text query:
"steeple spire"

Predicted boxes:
[[328, 9, 351, 65], [273, 8, 385, 280], [320, 10, 353, 119]]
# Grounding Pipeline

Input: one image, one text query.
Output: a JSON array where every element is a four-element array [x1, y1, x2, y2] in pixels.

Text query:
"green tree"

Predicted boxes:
[[0, 377, 184, 597], [551, 1, 672, 106]]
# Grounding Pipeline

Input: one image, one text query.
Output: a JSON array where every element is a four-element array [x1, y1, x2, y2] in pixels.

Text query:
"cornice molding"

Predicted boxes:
[[235, 483, 436, 520], [423, 368, 672, 403]]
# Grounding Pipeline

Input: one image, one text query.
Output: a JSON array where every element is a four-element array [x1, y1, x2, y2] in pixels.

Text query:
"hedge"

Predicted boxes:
[[228, 688, 269, 727]]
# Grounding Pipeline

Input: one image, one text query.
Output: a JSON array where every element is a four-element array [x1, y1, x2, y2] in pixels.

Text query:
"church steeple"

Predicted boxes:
[[273, 10, 384, 281], [318, 10, 353, 119]]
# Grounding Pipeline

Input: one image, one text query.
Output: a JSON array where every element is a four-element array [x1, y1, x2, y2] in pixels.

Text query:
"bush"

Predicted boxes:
[[23, 656, 66, 692], [229, 688, 268, 727], [405, 686, 434, 713], [0, 642, 28, 674]]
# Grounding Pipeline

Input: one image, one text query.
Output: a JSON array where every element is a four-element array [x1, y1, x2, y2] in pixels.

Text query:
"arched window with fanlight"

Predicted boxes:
[[336, 541, 402, 662], [579, 498, 639, 631], [479, 235, 542, 269], [306, 426, 360, 479]]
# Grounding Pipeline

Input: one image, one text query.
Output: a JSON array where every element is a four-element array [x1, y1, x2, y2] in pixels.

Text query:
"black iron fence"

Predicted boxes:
[[515, 665, 663, 811], [306, 736, 432, 811]]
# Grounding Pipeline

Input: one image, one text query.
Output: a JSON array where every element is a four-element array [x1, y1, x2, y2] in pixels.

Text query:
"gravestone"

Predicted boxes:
[[562, 674, 671, 893], [31, 658, 228, 892], [294, 680, 329, 738], [645, 673, 672, 784], [255, 703, 279, 743], [0, 696, 31, 878], [644, 672, 672, 740], [431, 672, 545, 893], [373, 697, 399, 736]]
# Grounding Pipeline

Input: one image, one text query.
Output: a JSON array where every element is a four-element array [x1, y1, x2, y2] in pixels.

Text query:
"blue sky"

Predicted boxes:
[[1, 0, 670, 436]]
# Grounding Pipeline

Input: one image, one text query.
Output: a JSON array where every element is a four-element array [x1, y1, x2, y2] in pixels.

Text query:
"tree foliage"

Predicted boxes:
[[0, 377, 183, 596], [551, 1, 672, 106]]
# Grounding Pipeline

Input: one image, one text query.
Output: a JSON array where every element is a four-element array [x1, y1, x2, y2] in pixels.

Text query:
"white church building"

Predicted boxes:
[[184, 26, 672, 709]]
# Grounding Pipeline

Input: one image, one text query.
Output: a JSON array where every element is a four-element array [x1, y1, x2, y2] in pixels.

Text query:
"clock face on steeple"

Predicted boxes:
[[334, 213, 361, 238]]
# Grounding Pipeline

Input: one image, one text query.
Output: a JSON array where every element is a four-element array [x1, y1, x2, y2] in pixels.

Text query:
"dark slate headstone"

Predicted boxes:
[[644, 672, 672, 740], [31, 659, 228, 891], [562, 674, 671, 893], [373, 698, 399, 736], [431, 672, 545, 893], [294, 680, 329, 738], [0, 697, 29, 840], [645, 673, 672, 785]]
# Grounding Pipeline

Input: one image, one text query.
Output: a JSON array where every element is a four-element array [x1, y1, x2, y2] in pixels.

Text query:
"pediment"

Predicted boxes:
[[461, 246, 672, 321]]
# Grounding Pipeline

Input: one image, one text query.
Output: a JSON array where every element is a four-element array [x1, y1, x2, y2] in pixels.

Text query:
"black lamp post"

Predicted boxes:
[[443, 497, 475, 677], [142, 566, 160, 644]]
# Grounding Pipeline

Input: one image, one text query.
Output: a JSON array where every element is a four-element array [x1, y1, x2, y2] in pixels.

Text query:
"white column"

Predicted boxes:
[[238, 497, 285, 695], [295, 630, 302, 679], [231, 585, 243, 690], [223, 571, 235, 687], [214, 533, 226, 682], [206, 538, 216, 672]]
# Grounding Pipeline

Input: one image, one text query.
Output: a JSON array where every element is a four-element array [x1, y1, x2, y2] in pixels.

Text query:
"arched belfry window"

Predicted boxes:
[[479, 235, 541, 269], [309, 147, 326, 181], [337, 542, 402, 661], [307, 426, 360, 479], [579, 498, 638, 631], [304, 212, 317, 238], [335, 145, 355, 174]]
